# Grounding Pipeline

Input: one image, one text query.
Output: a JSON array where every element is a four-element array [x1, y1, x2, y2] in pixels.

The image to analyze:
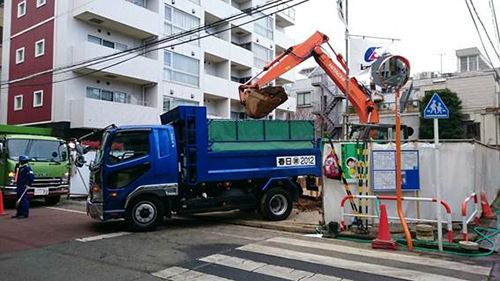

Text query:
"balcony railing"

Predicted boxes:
[[277, 3, 296, 20]]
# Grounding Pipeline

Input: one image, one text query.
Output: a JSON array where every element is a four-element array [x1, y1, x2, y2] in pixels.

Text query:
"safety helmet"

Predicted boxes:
[[18, 155, 30, 162]]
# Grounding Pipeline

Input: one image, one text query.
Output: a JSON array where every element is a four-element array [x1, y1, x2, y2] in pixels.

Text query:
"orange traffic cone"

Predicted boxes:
[[480, 192, 496, 219], [372, 204, 397, 250], [0, 191, 8, 216]]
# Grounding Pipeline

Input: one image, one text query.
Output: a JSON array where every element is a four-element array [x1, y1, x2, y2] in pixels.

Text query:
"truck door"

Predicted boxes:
[[102, 130, 153, 214]]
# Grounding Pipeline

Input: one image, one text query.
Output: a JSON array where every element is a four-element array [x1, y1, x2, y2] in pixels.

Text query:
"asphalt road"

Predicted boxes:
[[0, 199, 497, 281]]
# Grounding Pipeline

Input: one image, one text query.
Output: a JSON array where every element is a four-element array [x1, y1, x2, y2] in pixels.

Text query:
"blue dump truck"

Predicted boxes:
[[86, 106, 321, 231]]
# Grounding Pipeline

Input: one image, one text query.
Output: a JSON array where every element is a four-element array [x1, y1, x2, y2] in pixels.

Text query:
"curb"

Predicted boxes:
[[201, 217, 318, 234]]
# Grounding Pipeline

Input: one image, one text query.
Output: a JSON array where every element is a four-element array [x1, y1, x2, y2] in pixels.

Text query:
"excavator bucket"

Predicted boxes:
[[243, 86, 288, 119]]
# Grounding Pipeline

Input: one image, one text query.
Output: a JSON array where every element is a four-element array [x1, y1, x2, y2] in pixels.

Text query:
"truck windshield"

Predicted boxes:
[[93, 131, 110, 168], [7, 139, 66, 162]]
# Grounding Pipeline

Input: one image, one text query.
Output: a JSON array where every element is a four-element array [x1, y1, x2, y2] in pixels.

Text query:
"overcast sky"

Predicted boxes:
[[289, 0, 500, 75]]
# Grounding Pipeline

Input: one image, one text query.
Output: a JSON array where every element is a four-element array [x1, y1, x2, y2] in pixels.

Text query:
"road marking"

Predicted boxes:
[[267, 237, 492, 276], [200, 254, 345, 281], [238, 244, 469, 281], [46, 207, 87, 215], [200, 231, 262, 242], [152, 266, 233, 281], [75, 232, 131, 242]]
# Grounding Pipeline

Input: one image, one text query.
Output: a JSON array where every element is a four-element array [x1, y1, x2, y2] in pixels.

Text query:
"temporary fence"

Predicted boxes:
[[340, 194, 453, 243], [461, 192, 480, 241]]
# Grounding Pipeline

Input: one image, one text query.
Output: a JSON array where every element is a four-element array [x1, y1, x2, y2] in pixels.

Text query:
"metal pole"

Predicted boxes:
[[395, 88, 413, 250], [344, 0, 350, 140], [434, 118, 443, 252]]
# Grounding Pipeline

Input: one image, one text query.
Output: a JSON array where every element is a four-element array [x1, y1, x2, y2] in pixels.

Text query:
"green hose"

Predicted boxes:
[[337, 226, 499, 257]]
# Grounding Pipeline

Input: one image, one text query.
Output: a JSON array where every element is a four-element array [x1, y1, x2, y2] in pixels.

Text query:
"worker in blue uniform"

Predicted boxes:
[[12, 155, 35, 219]]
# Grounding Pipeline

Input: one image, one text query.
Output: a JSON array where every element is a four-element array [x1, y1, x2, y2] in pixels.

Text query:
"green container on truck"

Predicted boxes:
[[0, 125, 70, 205]]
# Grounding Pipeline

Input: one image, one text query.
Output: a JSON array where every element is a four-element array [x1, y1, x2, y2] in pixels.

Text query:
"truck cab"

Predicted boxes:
[[0, 126, 70, 205], [87, 106, 321, 231]]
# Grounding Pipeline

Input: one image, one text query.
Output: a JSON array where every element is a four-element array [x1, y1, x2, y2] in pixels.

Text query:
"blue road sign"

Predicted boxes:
[[424, 93, 449, 119]]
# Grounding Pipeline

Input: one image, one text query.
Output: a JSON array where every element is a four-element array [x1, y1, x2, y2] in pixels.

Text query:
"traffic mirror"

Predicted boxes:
[[371, 55, 410, 90]]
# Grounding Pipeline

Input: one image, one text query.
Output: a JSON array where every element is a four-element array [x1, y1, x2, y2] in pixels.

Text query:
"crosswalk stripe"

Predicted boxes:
[[267, 237, 491, 276], [152, 266, 233, 281], [200, 254, 346, 281], [238, 243, 470, 281]]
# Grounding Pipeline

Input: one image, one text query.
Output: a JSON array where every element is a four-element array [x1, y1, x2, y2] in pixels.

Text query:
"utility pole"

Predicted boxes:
[[343, 0, 350, 140]]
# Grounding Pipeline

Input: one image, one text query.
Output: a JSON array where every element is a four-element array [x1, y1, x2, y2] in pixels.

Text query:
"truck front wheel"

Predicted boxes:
[[125, 196, 164, 232], [259, 187, 293, 221], [45, 196, 60, 206]]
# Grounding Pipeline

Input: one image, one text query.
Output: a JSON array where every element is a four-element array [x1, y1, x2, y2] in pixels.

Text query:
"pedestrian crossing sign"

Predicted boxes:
[[424, 92, 449, 119]]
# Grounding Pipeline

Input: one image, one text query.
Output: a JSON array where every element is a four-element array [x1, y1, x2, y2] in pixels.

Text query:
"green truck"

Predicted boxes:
[[0, 125, 70, 205]]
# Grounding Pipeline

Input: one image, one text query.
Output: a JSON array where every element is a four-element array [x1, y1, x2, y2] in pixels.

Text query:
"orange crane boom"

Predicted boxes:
[[239, 31, 379, 124]]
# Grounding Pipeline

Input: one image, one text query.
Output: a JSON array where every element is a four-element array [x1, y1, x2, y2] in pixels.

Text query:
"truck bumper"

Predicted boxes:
[[86, 199, 104, 221], [3, 185, 69, 200]]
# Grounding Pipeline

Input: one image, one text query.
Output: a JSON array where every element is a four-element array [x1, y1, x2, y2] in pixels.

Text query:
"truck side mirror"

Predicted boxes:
[[0, 143, 4, 153]]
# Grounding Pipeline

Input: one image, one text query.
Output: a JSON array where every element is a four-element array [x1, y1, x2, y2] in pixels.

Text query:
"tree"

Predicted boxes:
[[419, 89, 466, 139]]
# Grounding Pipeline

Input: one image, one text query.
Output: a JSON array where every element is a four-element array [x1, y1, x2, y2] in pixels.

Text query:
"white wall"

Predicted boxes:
[[323, 141, 500, 224]]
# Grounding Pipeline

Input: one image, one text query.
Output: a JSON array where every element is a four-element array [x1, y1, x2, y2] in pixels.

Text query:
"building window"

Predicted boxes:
[[36, 0, 46, 8], [164, 5, 200, 44], [33, 90, 43, 107], [86, 87, 130, 104], [459, 55, 479, 72], [230, 111, 247, 120], [16, 47, 25, 64], [87, 35, 127, 51], [126, 0, 145, 7], [163, 51, 200, 87], [297, 91, 312, 106], [35, 39, 45, 57], [17, 1, 26, 18], [14, 95, 23, 111], [254, 12, 273, 40], [163, 96, 199, 112], [253, 43, 273, 69]]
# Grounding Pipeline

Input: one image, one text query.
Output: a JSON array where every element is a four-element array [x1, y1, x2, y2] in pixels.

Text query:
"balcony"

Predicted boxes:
[[70, 98, 159, 129], [73, 0, 159, 39], [205, 74, 230, 97], [274, 2, 295, 28], [275, 29, 293, 50], [72, 41, 159, 84]]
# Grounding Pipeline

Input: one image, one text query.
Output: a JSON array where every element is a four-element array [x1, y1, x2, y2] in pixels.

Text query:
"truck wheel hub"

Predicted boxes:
[[135, 203, 155, 223], [269, 194, 287, 216]]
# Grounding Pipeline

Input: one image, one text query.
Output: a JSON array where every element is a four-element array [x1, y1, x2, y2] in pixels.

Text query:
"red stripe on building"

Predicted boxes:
[[8, 1, 55, 125]]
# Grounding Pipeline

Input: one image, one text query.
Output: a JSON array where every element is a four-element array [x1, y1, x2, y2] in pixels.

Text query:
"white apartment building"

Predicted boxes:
[[0, 0, 297, 134]]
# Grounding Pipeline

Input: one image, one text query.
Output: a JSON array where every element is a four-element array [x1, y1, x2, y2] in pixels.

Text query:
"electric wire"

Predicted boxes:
[[8, 0, 310, 89], [488, 0, 500, 51], [465, 0, 500, 81], [3, 0, 299, 88], [469, 0, 500, 62]]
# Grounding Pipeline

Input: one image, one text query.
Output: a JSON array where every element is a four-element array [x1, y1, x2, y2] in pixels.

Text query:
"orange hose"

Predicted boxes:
[[395, 89, 413, 250]]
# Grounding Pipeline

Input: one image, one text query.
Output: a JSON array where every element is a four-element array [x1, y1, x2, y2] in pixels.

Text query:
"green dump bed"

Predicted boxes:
[[208, 119, 315, 152]]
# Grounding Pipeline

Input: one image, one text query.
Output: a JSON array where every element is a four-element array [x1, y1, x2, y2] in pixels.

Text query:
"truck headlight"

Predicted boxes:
[[62, 171, 70, 184], [7, 172, 15, 185]]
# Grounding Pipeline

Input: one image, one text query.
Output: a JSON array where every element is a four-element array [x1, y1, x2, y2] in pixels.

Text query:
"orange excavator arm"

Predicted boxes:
[[239, 31, 379, 124]]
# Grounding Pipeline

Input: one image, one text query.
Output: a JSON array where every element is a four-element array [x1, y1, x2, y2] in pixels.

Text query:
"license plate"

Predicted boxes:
[[34, 188, 49, 196], [276, 155, 316, 167]]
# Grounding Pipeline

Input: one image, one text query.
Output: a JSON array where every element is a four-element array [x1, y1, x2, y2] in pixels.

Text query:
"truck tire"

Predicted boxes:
[[125, 195, 164, 232], [259, 187, 293, 221], [45, 196, 60, 206]]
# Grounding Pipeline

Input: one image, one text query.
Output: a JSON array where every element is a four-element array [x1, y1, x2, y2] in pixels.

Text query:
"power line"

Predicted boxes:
[[7, 0, 310, 89], [465, 0, 500, 81], [4, 0, 296, 87], [469, 0, 500, 62], [489, 0, 500, 51]]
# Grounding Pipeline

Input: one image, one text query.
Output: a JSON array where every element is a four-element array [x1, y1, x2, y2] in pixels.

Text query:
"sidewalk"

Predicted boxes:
[[192, 209, 323, 234]]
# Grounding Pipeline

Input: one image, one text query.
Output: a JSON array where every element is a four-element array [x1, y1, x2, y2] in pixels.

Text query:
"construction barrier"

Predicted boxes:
[[461, 192, 480, 241], [340, 194, 453, 242]]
